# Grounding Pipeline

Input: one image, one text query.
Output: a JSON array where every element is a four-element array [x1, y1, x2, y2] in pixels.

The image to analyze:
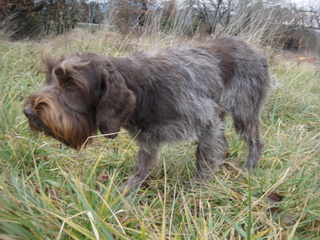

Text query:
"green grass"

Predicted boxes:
[[0, 29, 319, 239]]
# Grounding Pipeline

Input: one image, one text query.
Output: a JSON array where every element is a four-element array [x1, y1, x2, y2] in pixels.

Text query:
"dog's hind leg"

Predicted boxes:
[[194, 109, 228, 182], [119, 143, 160, 192], [232, 109, 264, 170]]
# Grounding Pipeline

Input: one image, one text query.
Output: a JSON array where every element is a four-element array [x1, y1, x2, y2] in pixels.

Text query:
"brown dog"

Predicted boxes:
[[24, 38, 273, 190]]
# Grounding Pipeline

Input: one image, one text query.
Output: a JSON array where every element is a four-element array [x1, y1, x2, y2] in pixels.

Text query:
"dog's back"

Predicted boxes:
[[199, 37, 271, 108], [126, 38, 272, 169]]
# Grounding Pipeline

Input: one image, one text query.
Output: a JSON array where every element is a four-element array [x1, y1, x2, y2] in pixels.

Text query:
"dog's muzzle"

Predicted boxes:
[[23, 105, 36, 119]]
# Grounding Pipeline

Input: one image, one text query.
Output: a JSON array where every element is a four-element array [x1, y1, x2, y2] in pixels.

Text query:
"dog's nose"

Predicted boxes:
[[23, 107, 34, 118]]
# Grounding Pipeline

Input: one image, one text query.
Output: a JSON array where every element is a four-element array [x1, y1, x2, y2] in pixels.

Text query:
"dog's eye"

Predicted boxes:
[[66, 81, 77, 89]]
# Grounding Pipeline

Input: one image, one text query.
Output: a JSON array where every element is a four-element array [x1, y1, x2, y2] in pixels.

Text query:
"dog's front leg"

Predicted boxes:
[[119, 143, 160, 192]]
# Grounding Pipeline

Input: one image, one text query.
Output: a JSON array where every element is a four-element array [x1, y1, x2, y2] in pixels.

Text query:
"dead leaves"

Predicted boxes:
[[222, 159, 295, 225], [97, 173, 109, 184], [223, 158, 241, 170], [266, 192, 295, 225], [266, 192, 284, 203]]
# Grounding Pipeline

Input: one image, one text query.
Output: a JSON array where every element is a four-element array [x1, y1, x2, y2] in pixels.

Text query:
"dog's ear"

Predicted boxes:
[[52, 66, 76, 89], [51, 56, 87, 89], [96, 65, 136, 139], [42, 53, 62, 84], [43, 53, 78, 87]]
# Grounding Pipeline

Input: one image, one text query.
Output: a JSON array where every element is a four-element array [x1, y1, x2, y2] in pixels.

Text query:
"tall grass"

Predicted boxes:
[[1, 7, 320, 239], [83, 0, 286, 47]]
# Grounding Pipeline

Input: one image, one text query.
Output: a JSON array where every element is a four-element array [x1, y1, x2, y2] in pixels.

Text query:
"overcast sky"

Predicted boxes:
[[289, 0, 320, 8]]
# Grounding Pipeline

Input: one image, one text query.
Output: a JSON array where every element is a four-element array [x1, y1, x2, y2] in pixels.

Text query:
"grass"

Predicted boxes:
[[0, 28, 319, 239]]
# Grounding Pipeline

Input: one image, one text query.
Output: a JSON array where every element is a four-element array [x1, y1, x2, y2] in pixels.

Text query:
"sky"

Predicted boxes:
[[289, 0, 320, 8]]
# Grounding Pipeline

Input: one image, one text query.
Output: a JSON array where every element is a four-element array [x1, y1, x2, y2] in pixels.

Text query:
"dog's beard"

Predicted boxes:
[[25, 97, 96, 149]]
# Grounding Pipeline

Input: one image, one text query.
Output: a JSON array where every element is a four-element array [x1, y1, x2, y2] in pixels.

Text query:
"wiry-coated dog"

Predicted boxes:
[[23, 37, 273, 190]]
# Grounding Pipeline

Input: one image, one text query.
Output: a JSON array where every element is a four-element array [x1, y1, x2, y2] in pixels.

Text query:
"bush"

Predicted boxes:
[[0, 0, 95, 39]]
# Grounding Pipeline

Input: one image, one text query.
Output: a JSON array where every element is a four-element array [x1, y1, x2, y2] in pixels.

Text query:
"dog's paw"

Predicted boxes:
[[243, 160, 257, 170], [118, 177, 146, 194]]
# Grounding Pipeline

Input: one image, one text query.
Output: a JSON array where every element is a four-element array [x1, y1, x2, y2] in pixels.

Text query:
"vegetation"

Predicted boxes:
[[0, 24, 319, 239], [0, 0, 94, 39], [0, 0, 319, 238], [1, 0, 320, 51]]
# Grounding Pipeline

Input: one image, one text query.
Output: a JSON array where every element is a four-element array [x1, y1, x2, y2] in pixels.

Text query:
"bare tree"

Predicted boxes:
[[289, 1, 320, 29]]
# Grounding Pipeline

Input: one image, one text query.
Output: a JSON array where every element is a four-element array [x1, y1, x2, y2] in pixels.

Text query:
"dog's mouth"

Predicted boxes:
[[24, 103, 61, 141], [23, 95, 96, 150], [23, 104, 92, 150], [24, 113, 80, 149], [24, 106, 43, 130], [24, 107, 55, 137]]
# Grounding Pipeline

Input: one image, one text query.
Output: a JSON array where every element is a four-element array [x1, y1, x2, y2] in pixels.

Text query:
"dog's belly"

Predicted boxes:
[[126, 119, 206, 145]]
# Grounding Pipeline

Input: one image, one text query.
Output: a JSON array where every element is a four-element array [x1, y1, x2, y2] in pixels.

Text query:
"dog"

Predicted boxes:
[[23, 37, 273, 190]]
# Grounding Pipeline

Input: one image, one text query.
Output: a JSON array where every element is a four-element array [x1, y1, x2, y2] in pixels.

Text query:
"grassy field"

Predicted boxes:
[[0, 29, 319, 239]]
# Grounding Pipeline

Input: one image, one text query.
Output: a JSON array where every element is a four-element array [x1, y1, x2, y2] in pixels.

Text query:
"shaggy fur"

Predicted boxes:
[[23, 37, 273, 190]]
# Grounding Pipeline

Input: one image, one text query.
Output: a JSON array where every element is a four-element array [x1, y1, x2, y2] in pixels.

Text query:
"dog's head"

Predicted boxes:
[[23, 53, 136, 149]]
